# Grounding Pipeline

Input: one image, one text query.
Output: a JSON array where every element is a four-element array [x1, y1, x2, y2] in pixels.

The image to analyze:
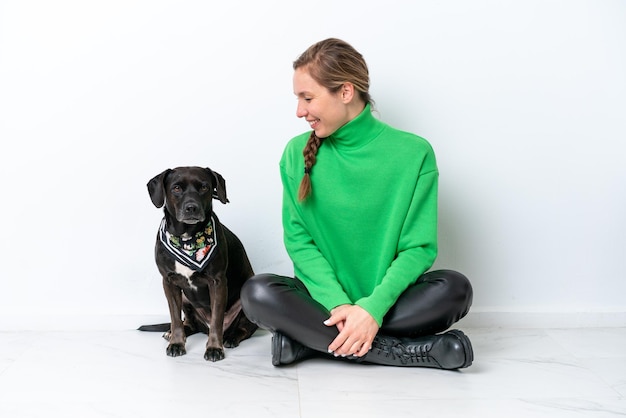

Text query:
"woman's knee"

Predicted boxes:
[[424, 269, 471, 296], [241, 274, 283, 329], [241, 274, 314, 333], [445, 270, 472, 299], [241, 273, 280, 308], [420, 269, 473, 317], [439, 269, 473, 318]]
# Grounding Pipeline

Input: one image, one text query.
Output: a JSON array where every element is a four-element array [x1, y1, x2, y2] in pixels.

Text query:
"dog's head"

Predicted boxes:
[[147, 166, 229, 224]]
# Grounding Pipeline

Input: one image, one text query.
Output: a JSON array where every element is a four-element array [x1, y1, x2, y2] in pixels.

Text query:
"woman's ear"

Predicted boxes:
[[340, 82, 355, 103]]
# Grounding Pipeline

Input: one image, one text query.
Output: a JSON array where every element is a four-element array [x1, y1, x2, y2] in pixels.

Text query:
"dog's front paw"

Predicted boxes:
[[166, 343, 186, 357], [204, 347, 225, 362]]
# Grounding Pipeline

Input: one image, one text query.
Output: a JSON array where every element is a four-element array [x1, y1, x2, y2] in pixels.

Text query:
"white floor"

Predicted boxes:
[[0, 326, 625, 417]]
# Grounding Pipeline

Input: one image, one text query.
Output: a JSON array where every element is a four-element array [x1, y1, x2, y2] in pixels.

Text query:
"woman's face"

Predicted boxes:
[[293, 67, 351, 139]]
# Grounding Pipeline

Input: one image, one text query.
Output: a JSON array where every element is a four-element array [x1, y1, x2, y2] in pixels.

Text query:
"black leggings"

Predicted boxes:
[[240, 270, 473, 354]]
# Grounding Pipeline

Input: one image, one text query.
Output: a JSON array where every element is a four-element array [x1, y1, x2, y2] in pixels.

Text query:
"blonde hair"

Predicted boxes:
[[294, 38, 373, 201]]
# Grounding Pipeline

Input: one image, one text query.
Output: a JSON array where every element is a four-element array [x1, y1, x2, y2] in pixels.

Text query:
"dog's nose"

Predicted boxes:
[[184, 203, 200, 215]]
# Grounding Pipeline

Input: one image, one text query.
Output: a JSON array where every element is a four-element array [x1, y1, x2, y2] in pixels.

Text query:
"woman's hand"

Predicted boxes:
[[324, 304, 379, 358]]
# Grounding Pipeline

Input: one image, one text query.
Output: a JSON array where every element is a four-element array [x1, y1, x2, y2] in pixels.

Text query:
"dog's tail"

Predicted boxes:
[[137, 323, 201, 337], [137, 323, 171, 332]]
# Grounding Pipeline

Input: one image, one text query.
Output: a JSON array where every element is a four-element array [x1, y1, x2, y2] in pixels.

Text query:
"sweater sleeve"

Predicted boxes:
[[355, 168, 439, 325], [280, 155, 353, 312]]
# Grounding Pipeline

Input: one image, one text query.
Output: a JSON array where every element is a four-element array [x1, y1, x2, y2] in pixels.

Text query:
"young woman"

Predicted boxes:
[[241, 38, 473, 369]]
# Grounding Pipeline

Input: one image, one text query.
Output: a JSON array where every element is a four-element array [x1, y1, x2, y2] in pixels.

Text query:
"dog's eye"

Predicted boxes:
[[200, 183, 210, 192], [172, 185, 182, 194]]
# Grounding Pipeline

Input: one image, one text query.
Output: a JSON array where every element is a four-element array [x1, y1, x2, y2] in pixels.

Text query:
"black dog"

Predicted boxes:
[[139, 166, 257, 361]]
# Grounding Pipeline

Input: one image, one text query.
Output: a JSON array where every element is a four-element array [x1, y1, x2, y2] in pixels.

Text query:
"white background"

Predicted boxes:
[[1, 0, 624, 329]]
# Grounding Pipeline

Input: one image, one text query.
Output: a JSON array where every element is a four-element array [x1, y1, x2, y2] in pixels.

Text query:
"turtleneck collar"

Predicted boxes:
[[326, 104, 384, 150]]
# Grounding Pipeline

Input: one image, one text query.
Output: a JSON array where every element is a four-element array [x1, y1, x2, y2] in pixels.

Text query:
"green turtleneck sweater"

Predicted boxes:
[[279, 105, 439, 325]]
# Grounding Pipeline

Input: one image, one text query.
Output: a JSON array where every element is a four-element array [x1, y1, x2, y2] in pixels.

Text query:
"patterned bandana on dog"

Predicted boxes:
[[158, 217, 217, 271]]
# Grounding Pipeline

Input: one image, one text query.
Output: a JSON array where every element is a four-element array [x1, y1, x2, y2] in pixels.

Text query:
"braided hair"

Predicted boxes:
[[297, 131, 324, 201]]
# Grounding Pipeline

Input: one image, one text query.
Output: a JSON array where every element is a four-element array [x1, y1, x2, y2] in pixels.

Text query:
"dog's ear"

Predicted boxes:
[[207, 168, 229, 204], [147, 169, 171, 208]]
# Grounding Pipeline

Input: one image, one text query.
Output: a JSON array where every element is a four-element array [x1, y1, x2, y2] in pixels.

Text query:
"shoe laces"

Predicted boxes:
[[402, 342, 432, 365], [374, 338, 432, 365]]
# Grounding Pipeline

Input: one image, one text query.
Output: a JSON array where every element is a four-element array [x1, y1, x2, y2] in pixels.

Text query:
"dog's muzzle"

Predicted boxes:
[[178, 202, 205, 224]]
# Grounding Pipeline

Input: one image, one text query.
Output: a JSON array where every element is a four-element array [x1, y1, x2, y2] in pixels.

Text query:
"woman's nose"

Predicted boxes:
[[296, 103, 307, 118]]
